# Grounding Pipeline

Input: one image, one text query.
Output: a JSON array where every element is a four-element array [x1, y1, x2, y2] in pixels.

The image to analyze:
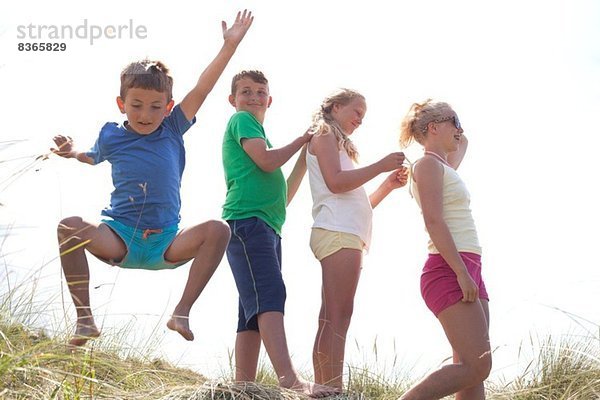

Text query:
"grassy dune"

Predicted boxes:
[[1, 307, 598, 399]]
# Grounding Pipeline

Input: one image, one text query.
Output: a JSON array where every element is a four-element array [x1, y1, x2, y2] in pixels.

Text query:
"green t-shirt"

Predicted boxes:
[[222, 111, 287, 235]]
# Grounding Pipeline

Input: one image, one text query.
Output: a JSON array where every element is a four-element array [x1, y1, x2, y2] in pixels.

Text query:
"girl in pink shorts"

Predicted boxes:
[[399, 99, 492, 400], [421, 252, 489, 317]]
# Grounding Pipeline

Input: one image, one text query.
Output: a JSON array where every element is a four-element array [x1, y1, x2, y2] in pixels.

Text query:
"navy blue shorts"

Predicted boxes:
[[226, 217, 286, 332]]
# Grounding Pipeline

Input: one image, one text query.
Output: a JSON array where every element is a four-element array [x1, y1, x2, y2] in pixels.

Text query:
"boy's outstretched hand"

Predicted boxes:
[[51, 134, 94, 164], [222, 9, 253, 47], [51, 135, 75, 158]]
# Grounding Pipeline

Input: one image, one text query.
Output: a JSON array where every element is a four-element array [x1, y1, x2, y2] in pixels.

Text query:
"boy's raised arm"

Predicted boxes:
[[180, 10, 253, 122]]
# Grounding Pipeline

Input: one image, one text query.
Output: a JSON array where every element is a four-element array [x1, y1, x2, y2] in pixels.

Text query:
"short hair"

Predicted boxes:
[[120, 59, 173, 101], [231, 70, 268, 95]]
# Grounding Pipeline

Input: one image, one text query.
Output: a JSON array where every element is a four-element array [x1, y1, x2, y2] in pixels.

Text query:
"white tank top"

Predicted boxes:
[[411, 161, 481, 255], [307, 148, 373, 249]]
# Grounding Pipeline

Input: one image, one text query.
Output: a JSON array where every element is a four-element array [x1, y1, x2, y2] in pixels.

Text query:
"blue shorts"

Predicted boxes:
[[226, 217, 286, 332], [101, 219, 185, 270]]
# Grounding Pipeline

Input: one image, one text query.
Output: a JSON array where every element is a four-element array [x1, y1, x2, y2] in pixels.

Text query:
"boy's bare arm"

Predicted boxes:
[[179, 10, 253, 122], [51, 135, 94, 165], [242, 131, 311, 173]]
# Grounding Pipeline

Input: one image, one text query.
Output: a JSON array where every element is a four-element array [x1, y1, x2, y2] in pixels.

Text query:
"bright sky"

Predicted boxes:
[[1, 0, 599, 383]]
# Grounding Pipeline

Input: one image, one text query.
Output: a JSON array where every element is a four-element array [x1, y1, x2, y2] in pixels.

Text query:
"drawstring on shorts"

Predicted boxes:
[[142, 228, 163, 239]]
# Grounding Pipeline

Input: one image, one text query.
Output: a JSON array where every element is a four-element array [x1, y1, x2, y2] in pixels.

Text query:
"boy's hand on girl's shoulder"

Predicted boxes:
[[301, 128, 314, 143], [51, 134, 75, 158], [222, 9, 254, 47]]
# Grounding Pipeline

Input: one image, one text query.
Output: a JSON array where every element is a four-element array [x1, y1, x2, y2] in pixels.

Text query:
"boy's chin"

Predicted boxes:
[[238, 108, 262, 118], [128, 124, 158, 135]]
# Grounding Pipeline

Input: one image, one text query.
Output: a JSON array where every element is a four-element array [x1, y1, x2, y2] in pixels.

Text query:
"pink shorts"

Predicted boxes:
[[420, 252, 489, 317]]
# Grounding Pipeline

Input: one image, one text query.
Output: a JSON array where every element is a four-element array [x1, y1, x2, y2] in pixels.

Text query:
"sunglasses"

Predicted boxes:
[[422, 115, 462, 132]]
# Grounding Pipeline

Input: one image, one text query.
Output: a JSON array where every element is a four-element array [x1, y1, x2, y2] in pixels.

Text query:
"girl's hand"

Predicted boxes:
[[378, 152, 405, 172], [457, 272, 479, 303], [384, 166, 409, 190]]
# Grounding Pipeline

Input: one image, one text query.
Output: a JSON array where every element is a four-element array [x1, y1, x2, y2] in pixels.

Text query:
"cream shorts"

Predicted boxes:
[[309, 228, 364, 261]]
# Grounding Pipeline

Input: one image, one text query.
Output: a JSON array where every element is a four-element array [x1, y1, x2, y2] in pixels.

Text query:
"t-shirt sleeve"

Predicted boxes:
[[230, 112, 265, 145], [163, 104, 197, 136], [85, 123, 113, 165]]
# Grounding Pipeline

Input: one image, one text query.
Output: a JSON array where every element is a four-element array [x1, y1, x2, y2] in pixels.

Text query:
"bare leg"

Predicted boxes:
[[455, 300, 490, 400], [57, 217, 126, 346], [258, 311, 340, 398], [234, 330, 261, 381], [165, 220, 230, 341], [400, 300, 491, 400], [313, 249, 361, 389]]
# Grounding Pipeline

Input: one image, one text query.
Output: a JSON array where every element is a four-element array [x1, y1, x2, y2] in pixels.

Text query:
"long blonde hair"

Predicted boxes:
[[310, 88, 364, 162], [399, 99, 453, 148]]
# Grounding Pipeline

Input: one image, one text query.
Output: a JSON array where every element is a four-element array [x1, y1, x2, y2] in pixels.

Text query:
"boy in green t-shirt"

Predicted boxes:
[[222, 70, 338, 397]]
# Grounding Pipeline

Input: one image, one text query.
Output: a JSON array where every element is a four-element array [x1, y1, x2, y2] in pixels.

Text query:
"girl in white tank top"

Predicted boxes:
[[306, 88, 408, 390]]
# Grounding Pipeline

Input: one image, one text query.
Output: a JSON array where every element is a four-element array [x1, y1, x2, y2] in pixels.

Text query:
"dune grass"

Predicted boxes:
[[488, 333, 600, 399], [0, 235, 599, 399], [1, 301, 599, 400], [0, 241, 598, 399]]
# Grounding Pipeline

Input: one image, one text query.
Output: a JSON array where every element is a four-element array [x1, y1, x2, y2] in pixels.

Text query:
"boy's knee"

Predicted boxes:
[[57, 216, 82, 239], [207, 220, 231, 241]]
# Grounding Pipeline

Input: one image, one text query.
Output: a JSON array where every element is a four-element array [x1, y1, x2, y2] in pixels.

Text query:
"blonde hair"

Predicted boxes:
[[399, 99, 454, 148], [309, 88, 364, 162]]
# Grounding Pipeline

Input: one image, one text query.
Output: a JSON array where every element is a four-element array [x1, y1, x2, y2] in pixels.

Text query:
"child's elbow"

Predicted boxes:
[[256, 160, 278, 173], [423, 215, 444, 231], [325, 181, 344, 194]]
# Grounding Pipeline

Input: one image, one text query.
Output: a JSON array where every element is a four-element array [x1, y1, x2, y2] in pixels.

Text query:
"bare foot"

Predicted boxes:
[[167, 315, 194, 341], [69, 322, 101, 347], [285, 378, 341, 398]]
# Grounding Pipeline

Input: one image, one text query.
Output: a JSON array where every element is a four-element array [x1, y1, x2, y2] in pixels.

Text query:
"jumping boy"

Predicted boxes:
[[52, 11, 253, 346], [221, 70, 339, 397]]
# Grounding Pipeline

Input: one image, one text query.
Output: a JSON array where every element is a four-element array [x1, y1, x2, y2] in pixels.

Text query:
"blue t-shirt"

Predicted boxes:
[[87, 105, 195, 229]]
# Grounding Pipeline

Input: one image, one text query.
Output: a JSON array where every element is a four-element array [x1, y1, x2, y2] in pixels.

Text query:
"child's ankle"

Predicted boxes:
[[278, 372, 302, 389]]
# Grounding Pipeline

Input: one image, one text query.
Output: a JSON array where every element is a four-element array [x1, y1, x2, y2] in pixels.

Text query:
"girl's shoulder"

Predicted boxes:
[[413, 155, 444, 180], [311, 130, 339, 152]]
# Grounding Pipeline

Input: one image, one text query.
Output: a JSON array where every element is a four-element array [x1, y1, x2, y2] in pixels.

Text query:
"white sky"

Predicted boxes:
[[1, 0, 599, 383]]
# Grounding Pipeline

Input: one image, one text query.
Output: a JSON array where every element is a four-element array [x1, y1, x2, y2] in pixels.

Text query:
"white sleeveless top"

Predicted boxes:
[[411, 161, 481, 255], [307, 148, 373, 249]]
